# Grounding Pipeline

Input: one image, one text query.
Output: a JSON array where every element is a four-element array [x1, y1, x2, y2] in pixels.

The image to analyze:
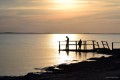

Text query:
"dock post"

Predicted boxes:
[[92, 41, 95, 50], [97, 42, 100, 48], [59, 41, 60, 52], [84, 41, 87, 50], [106, 42, 110, 49], [83, 41, 85, 50], [76, 41, 77, 51], [68, 43, 69, 50], [112, 42, 113, 50], [102, 41, 105, 48]]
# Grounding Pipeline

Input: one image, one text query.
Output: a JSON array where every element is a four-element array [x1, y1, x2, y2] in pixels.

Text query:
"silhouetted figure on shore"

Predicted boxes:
[[66, 36, 69, 50], [78, 39, 82, 50]]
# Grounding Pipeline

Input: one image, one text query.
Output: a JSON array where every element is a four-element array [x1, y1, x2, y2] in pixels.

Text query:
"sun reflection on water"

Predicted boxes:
[[51, 34, 111, 65], [51, 34, 77, 49], [58, 52, 73, 64], [52, 34, 77, 41]]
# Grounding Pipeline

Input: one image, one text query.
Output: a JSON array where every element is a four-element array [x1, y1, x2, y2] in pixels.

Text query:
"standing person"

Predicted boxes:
[[66, 36, 69, 49], [78, 39, 82, 50]]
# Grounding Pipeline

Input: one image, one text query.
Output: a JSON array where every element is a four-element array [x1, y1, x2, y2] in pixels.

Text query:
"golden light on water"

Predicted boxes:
[[51, 34, 77, 48], [52, 34, 76, 41], [51, 34, 111, 65], [58, 52, 74, 64]]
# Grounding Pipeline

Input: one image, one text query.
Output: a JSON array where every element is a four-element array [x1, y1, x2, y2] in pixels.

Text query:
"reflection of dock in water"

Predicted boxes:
[[58, 40, 120, 53]]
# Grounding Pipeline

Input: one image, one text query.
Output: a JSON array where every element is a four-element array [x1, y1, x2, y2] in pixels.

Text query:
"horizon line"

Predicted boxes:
[[0, 32, 120, 34]]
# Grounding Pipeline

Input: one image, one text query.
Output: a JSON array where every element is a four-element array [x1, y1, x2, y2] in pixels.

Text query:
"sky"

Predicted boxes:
[[0, 0, 120, 33]]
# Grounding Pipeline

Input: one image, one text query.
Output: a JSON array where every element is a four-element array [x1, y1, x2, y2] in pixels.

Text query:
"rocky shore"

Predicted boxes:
[[0, 50, 120, 80]]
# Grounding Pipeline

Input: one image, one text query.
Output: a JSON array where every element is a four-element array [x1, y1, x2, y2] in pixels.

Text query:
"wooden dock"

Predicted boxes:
[[112, 42, 120, 52], [58, 40, 120, 53]]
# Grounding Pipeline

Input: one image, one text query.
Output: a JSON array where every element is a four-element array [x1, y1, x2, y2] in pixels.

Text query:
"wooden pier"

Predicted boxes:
[[58, 40, 120, 52], [112, 42, 120, 51]]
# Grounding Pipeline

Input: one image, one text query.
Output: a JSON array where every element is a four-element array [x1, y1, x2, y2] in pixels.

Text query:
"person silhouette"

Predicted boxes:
[[66, 36, 69, 49], [78, 39, 82, 50]]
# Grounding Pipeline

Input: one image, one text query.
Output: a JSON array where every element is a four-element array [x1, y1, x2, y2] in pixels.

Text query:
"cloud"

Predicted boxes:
[[0, 0, 120, 33], [0, 0, 52, 10]]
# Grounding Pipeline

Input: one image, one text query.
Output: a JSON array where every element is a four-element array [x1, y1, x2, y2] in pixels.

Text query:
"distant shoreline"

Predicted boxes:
[[0, 32, 120, 34]]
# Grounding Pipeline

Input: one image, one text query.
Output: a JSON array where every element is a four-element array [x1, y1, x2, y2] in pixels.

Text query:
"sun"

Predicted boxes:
[[53, 0, 77, 10], [55, 0, 74, 4]]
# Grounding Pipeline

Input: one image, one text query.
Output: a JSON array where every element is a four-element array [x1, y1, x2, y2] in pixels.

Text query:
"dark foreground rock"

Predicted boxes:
[[0, 51, 120, 80]]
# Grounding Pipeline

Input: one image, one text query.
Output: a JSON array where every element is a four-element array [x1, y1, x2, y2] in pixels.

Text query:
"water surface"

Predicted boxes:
[[0, 34, 119, 76]]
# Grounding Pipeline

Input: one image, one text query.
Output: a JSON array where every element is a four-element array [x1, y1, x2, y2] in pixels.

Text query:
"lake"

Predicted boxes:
[[0, 34, 119, 76]]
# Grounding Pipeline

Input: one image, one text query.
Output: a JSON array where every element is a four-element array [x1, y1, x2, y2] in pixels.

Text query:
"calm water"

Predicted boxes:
[[0, 34, 120, 76]]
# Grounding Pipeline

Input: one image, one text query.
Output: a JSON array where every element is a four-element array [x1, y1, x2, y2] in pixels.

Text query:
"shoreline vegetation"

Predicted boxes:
[[0, 50, 120, 80]]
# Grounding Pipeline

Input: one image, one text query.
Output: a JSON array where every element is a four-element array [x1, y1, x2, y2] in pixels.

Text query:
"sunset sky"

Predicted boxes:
[[0, 0, 120, 33]]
